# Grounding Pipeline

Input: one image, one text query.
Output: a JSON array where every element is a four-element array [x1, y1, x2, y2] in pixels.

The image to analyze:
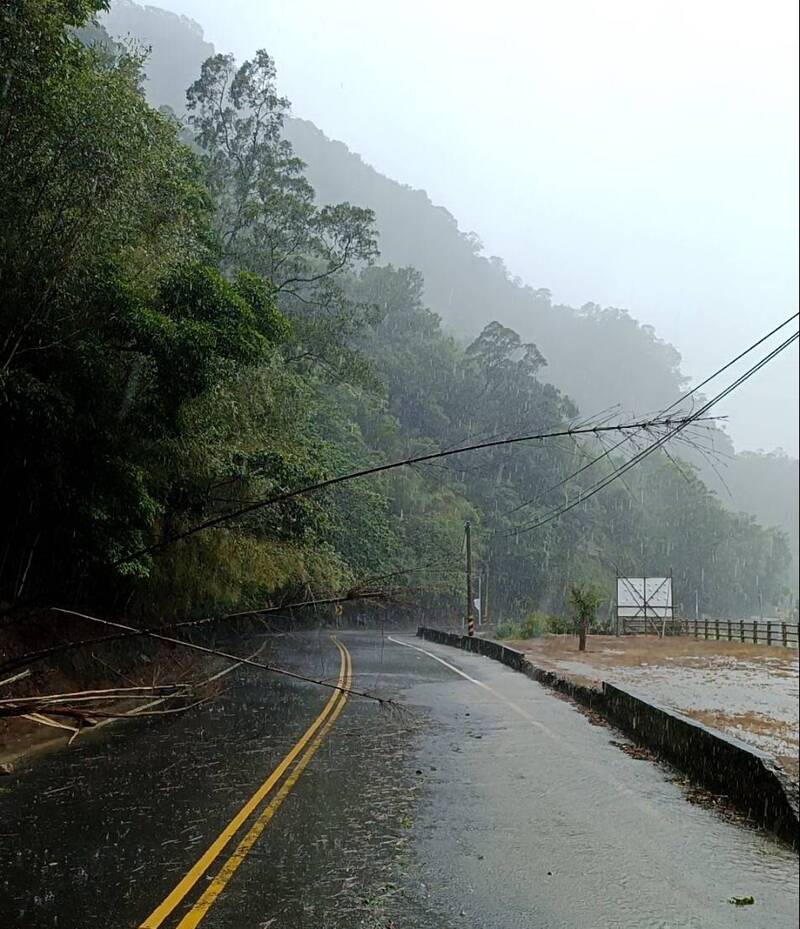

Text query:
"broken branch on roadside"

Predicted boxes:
[[46, 607, 394, 706], [0, 587, 402, 677]]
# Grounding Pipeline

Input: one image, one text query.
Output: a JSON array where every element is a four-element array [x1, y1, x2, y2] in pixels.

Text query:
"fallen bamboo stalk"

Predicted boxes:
[[50, 608, 390, 704], [0, 684, 194, 706], [0, 589, 396, 676], [0, 669, 32, 688], [0, 693, 194, 712], [15, 642, 271, 751], [22, 712, 79, 732], [19, 698, 213, 722]]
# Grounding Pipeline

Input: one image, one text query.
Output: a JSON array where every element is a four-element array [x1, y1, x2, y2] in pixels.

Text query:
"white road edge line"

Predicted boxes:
[[387, 635, 555, 736], [387, 635, 661, 814]]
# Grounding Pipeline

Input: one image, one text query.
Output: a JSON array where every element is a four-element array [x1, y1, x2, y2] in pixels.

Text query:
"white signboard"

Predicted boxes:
[[616, 576, 673, 619]]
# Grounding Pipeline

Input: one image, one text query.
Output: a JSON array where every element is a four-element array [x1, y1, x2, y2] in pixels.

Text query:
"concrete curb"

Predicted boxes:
[[416, 626, 799, 847]]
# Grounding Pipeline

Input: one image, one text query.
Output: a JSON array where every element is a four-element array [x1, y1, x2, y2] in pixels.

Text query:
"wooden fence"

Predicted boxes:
[[687, 618, 799, 648], [623, 616, 799, 647], [622, 617, 685, 637]]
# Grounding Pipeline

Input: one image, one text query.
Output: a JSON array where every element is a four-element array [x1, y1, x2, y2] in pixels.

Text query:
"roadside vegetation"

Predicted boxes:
[[496, 613, 568, 640]]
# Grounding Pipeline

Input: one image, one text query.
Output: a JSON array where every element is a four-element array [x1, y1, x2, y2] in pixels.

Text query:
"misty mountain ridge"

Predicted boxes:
[[99, 0, 799, 572]]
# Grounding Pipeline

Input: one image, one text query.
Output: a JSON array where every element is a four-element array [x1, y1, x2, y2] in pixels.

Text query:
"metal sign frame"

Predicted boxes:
[[616, 573, 674, 636]]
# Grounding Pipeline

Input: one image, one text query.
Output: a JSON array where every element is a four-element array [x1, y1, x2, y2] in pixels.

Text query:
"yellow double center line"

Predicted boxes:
[[139, 639, 352, 929]]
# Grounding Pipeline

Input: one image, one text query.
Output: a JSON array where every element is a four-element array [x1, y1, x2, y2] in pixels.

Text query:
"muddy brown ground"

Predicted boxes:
[[513, 634, 798, 672], [507, 634, 800, 780]]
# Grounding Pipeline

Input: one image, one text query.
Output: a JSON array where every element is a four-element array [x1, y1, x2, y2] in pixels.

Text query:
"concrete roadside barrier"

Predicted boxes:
[[416, 626, 799, 847]]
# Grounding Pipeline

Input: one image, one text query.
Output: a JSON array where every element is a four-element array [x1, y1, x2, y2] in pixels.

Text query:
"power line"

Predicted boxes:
[[502, 429, 637, 517], [660, 310, 798, 415], [330, 319, 799, 589], [500, 311, 799, 519], [509, 330, 798, 536], [499, 328, 798, 539], [114, 413, 718, 567]]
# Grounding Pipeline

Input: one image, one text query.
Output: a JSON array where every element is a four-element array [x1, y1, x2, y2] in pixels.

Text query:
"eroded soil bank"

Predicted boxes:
[[0, 613, 236, 767]]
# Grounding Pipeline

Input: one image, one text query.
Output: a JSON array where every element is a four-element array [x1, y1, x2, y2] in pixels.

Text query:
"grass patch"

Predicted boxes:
[[496, 612, 563, 640]]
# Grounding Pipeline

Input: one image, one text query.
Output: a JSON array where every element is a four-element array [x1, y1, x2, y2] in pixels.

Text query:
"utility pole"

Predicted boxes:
[[484, 563, 490, 627], [465, 521, 475, 636]]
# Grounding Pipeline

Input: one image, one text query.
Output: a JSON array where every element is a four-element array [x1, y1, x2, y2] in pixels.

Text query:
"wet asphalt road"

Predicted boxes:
[[0, 629, 797, 928]]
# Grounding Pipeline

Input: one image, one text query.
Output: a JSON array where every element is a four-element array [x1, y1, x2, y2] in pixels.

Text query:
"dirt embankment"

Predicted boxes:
[[0, 612, 208, 767], [508, 634, 800, 782]]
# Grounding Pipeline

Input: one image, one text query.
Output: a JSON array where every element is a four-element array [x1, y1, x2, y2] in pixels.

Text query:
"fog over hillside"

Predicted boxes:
[[100, 0, 799, 576], [104, 0, 799, 459]]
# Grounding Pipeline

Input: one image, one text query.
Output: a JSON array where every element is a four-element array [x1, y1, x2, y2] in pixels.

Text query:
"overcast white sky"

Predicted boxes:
[[151, 0, 798, 454]]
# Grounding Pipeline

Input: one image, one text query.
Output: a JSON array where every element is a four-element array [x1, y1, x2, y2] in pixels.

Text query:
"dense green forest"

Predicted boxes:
[[0, 0, 794, 631], [100, 0, 799, 580], [100, 0, 800, 581]]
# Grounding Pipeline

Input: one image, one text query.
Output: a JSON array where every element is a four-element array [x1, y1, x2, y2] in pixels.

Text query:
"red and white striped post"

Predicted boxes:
[[465, 521, 475, 637]]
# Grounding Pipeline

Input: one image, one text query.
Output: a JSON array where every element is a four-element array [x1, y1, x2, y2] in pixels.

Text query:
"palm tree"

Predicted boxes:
[[569, 584, 604, 651]]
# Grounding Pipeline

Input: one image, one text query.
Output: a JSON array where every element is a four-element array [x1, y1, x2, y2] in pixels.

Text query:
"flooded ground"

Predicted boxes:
[[514, 635, 800, 778]]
